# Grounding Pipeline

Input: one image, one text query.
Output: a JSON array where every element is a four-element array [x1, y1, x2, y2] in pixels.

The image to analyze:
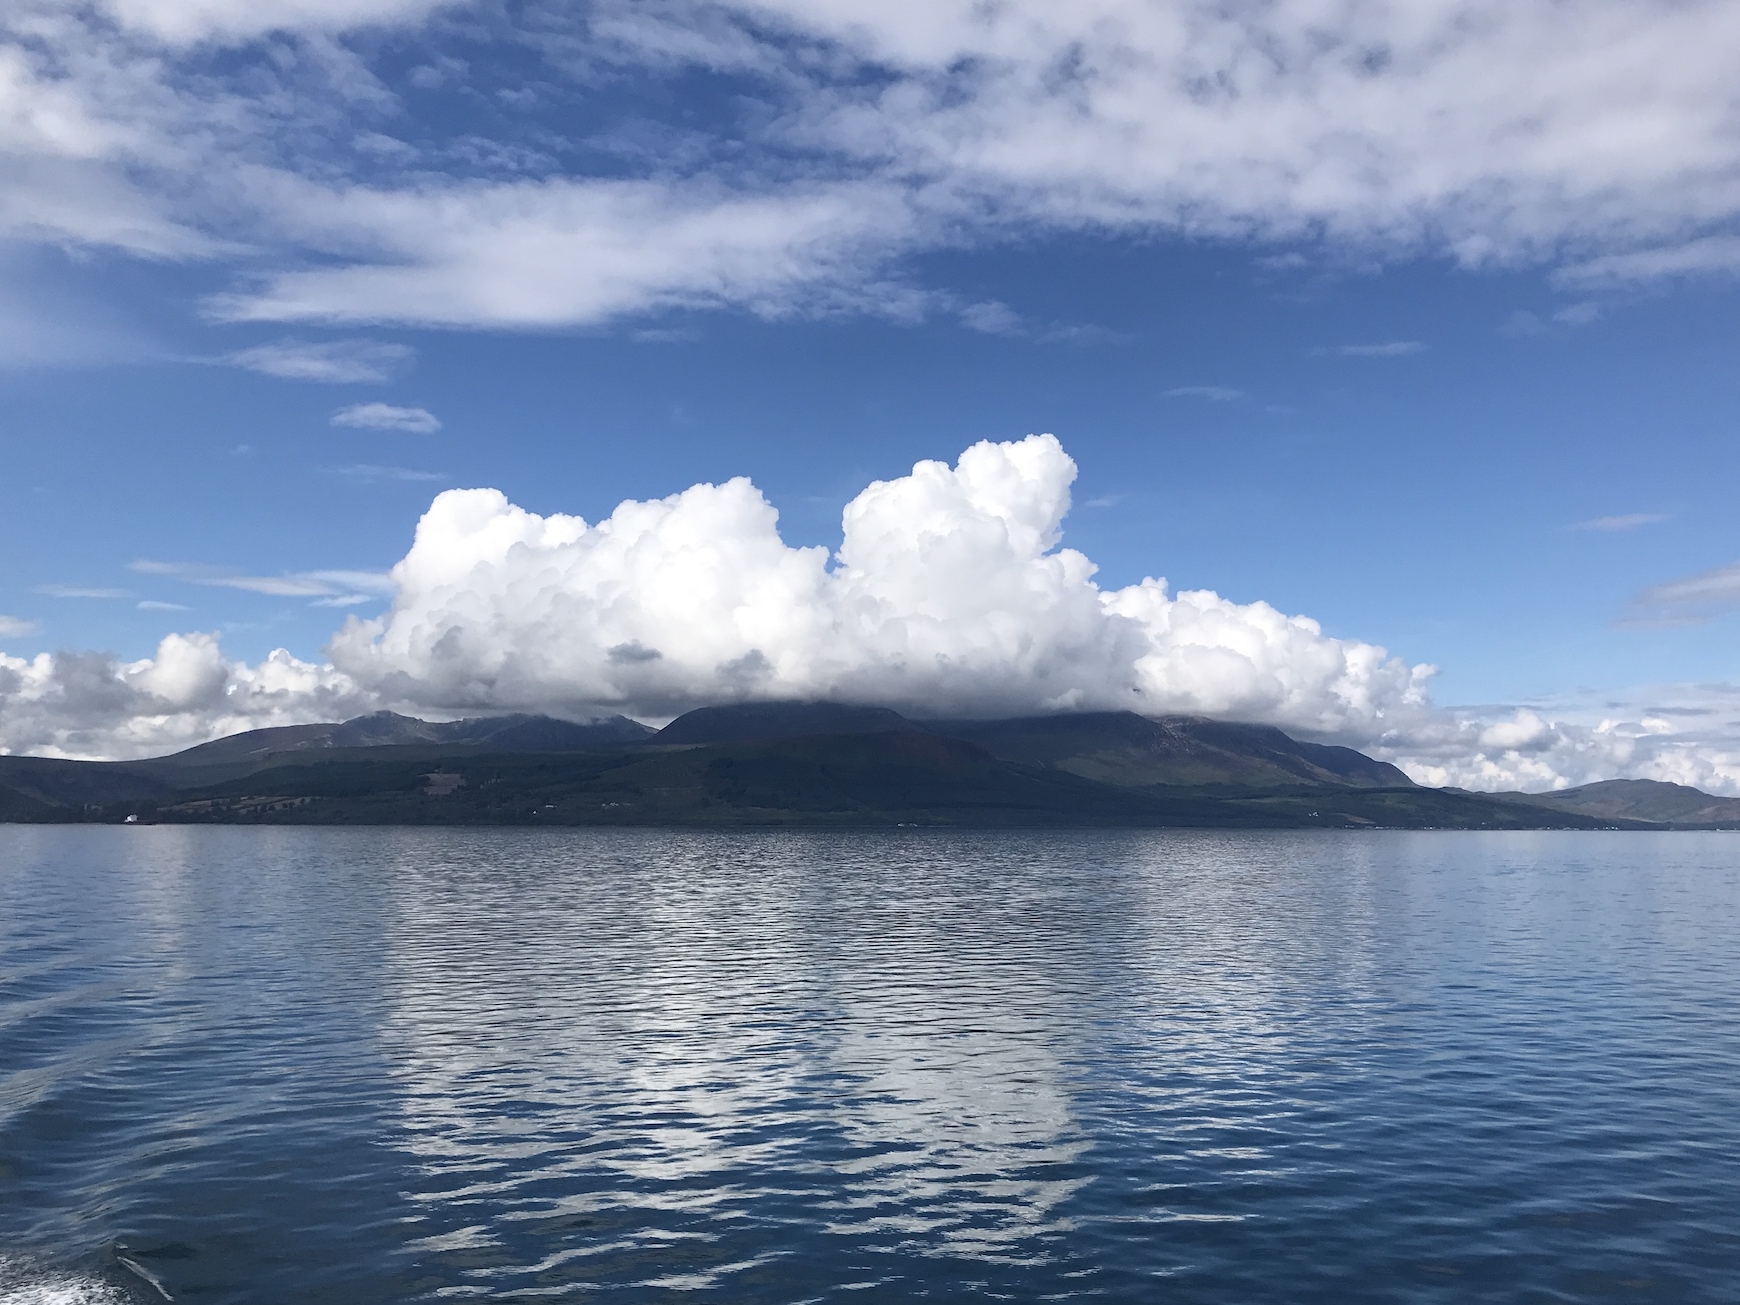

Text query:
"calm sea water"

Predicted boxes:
[[2, 827, 1738, 1304]]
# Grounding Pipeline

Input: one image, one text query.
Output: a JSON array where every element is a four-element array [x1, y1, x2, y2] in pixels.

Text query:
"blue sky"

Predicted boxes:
[[2, 0, 1739, 787]]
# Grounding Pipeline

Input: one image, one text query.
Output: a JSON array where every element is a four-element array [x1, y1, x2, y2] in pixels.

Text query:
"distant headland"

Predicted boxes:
[[3, 703, 1736, 830]]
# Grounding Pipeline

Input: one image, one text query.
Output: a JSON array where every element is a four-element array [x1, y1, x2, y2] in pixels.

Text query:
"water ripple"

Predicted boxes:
[[2, 827, 1739, 1302]]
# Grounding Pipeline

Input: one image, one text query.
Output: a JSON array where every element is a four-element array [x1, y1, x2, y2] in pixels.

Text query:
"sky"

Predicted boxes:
[[1, 0, 1739, 791]]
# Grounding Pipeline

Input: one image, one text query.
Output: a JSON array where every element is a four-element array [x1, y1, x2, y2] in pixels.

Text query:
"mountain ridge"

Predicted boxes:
[[0, 702, 1730, 828]]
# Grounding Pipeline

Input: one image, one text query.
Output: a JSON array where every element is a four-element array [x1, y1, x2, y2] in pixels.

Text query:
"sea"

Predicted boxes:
[[2, 826, 1737, 1303]]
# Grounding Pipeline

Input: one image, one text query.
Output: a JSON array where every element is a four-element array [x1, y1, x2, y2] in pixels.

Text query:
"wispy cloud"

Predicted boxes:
[[332, 402, 441, 433], [326, 464, 447, 482], [227, 340, 414, 384], [1571, 513, 1668, 533], [958, 301, 1025, 336], [35, 585, 130, 599], [1165, 386, 1244, 401], [1337, 341, 1426, 357], [0, 615, 37, 638], [129, 561, 394, 597], [1553, 302, 1602, 326], [136, 600, 191, 611], [1561, 236, 1740, 288], [1624, 560, 1740, 626]]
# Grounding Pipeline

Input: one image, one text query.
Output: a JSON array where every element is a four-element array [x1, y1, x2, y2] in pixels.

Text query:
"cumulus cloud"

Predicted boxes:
[[9, 0, 1740, 328], [2, 433, 1738, 789], [227, 339, 414, 384], [313, 435, 1433, 736], [0, 632, 368, 759], [332, 402, 440, 433]]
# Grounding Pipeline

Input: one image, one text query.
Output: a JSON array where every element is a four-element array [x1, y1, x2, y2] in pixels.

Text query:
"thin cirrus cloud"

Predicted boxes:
[[1165, 386, 1244, 401], [128, 560, 394, 601], [1337, 341, 1427, 357], [226, 340, 414, 384], [1627, 561, 1740, 624], [1571, 513, 1669, 532], [7, 2, 1740, 329], [327, 464, 447, 482], [35, 584, 131, 598], [332, 402, 441, 433]]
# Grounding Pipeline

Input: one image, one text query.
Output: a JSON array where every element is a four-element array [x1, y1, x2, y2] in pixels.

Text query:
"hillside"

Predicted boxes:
[[1495, 779, 1740, 828], [929, 712, 1412, 789]]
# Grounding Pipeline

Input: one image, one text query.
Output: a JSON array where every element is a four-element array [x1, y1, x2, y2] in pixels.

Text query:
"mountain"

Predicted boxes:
[[927, 711, 1413, 789], [17, 730, 1626, 830], [153, 711, 652, 769], [0, 701, 1719, 829], [1494, 779, 1740, 828], [654, 702, 916, 744]]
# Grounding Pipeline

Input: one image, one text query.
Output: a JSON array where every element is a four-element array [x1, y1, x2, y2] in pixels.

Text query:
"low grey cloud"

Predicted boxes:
[[1571, 513, 1668, 532], [227, 340, 414, 384], [1337, 341, 1426, 357], [332, 402, 441, 433]]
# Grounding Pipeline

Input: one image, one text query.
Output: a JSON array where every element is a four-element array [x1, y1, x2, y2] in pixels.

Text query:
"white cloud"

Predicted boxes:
[[0, 615, 37, 637], [315, 434, 1434, 734], [1337, 341, 1426, 357], [2, 432, 1739, 789], [332, 402, 441, 433], [0, 633, 368, 759], [9, 0, 1740, 328], [1570, 512, 1667, 533], [208, 176, 918, 328], [227, 339, 414, 384], [98, 0, 458, 44], [137, 599, 190, 610]]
